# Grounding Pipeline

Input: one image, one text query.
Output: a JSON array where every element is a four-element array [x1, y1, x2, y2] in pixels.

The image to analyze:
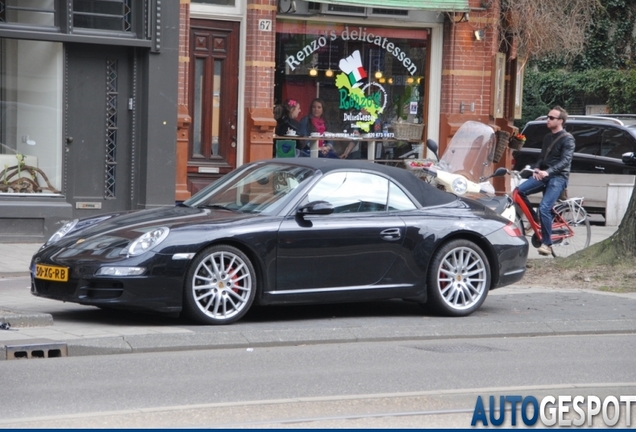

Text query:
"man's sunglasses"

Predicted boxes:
[[547, 115, 561, 120]]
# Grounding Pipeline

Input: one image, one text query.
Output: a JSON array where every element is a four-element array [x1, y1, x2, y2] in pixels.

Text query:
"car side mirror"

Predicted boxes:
[[622, 152, 636, 165], [426, 139, 439, 161], [297, 200, 334, 216]]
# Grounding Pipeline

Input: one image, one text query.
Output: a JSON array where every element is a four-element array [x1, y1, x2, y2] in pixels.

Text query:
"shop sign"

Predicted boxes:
[[285, 26, 418, 76], [284, 26, 418, 132]]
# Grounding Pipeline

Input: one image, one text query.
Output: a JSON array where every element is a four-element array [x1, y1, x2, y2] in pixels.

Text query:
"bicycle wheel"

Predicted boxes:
[[550, 203, 591, 257]]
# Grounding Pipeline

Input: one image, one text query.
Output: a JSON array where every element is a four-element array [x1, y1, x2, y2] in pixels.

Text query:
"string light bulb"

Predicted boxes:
[[375, 71, 383, 79], [325, 69, 334, 77], [309, 67, 318, 77]]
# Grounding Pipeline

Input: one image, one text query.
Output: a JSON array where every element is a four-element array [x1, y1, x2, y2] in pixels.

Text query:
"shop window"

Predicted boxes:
[[0, 0, 56, 27], [73, 0, 132, 32], [275, 21, 428, 139], [0, 39, 63, 195], [0, 1, 142, 36]]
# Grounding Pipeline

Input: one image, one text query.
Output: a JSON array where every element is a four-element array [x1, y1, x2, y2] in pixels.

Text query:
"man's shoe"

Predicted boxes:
[[537, 244, 552, 256]]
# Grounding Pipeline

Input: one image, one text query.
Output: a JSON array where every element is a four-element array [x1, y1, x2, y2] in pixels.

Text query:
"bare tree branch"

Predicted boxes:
[[501, 0, 603, 60]]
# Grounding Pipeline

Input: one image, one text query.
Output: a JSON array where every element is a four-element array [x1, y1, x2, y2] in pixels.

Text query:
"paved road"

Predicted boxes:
[[1, 273, 635, 359]]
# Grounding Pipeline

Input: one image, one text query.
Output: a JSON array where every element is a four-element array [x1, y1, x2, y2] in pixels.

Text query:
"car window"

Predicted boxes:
[[520, 124, 547, 149], [568, 124, 602, 155], [307, 172, 389, 213], [601, 128, 636, 158], [388, 182, 417, 211], [185, 163, 315, 214]]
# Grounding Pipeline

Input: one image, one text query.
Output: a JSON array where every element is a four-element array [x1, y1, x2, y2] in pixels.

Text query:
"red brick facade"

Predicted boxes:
[[245, 0, 277, 109], [177, 0, 519, 193]]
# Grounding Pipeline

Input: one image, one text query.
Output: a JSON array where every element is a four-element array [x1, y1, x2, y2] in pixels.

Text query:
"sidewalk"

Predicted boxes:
[[0, 225, 623, 360], [0, 243, 42, 277]]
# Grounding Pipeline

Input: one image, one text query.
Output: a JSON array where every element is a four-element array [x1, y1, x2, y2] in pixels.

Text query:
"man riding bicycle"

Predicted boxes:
[[516, 106, 575, 256]]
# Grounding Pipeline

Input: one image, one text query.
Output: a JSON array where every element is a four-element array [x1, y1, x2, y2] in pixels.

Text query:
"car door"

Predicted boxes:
[[276, 171, 406, 292], [567, 123, 604, 174], [599, 127, 636, 174]]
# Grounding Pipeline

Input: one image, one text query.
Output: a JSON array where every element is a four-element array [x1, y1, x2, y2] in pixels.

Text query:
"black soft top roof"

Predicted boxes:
[[258, 158, 457, 208]]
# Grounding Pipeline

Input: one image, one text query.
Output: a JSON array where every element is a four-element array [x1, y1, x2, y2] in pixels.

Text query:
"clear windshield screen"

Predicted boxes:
[[437, 121, 496, 184]]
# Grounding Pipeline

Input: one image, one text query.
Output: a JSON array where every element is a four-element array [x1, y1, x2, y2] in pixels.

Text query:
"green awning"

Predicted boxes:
[[312, 0, 468, 11]]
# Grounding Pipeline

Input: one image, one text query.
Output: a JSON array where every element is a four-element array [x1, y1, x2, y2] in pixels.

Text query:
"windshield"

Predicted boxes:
[[183, 162, 316, 214], [437, 121, 496, 183]]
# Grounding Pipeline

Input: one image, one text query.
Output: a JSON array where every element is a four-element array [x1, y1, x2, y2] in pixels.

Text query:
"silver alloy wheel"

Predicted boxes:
[[190, 249, 253, 321], [435, 246, 488, 311]]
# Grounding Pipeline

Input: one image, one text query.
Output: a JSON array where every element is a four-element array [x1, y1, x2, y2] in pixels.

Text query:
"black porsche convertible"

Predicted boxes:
[[31, 158, 528, 324]]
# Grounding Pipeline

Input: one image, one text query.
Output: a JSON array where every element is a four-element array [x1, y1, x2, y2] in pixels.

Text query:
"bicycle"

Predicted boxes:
[[509, 170, 591, 258]]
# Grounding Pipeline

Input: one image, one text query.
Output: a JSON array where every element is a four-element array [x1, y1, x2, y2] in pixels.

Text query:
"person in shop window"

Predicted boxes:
[[274, 99, 308, 157], [299, 98, 340, 159]]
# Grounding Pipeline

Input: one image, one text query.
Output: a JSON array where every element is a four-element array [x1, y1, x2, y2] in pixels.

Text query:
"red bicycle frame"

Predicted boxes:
[[511, 189, 575, 245]]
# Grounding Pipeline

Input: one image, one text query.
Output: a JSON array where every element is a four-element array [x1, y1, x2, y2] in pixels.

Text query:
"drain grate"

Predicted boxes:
[[5, 342, 68, 360]]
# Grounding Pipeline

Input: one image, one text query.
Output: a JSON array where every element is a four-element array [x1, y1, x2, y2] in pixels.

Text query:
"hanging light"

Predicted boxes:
[[388, 77, 393, 84], [309, 67, 318, 77], [379, 77, 386, 84], [375, 70, 383, 79], [325, 38, 334, 78], [406, 77, 414, 84]]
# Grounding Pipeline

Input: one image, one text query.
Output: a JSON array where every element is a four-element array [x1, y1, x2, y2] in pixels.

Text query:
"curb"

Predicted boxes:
[[0, 308, 53, 328], [0, 272, 30, 279], [4, 317, 636, 360]]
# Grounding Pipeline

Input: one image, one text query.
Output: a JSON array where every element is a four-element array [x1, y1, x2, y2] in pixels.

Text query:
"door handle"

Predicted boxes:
[[380, 228, 402, 241], [595, 166, 605, 171]]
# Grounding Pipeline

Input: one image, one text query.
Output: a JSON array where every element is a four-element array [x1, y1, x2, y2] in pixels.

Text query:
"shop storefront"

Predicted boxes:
[[274, 18, 435, 158], [0, 0, 179, 242]]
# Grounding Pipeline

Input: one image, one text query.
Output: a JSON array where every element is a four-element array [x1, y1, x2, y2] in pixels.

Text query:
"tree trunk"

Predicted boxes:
[[564, 179, 635, 266], [613, 178, 636, 256]]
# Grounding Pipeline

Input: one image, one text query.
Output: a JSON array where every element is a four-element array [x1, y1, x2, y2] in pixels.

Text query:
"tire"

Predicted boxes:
[[183, 245, 256, 325], [426, 239, 491, 317], [550, 204, 591, 257]]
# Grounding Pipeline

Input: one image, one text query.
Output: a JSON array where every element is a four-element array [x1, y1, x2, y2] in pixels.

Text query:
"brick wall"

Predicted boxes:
[[245, 0, 277, 108], [178, 1, 190, 106], [441, 1, 499, 118]]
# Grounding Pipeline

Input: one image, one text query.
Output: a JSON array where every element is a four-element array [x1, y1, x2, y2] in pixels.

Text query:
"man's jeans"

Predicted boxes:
[[516, 176, 567, 246]]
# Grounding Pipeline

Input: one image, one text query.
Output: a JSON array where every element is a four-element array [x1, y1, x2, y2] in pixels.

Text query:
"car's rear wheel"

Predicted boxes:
[[183, 245, 256, 325], [426, 239, 491, 317]]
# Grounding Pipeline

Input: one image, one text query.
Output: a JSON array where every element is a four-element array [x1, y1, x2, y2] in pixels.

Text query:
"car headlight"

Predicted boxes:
[[95, 267, 146, 276], [451, 177, 468, 195], [46, 219, 79, 245], [125, 227, 170, 256]]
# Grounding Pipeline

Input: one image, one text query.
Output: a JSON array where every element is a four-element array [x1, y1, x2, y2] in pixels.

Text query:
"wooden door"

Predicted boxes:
[[188, 19, 240, 193]]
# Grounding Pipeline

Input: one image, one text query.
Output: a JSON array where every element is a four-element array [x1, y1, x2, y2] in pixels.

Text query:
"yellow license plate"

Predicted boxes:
[[35, 264, 70, 282]]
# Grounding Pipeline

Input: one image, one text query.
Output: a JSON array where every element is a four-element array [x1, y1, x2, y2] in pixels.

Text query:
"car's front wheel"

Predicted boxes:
[[183, 245, 256, 325], [426, 239, 491, 317]]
